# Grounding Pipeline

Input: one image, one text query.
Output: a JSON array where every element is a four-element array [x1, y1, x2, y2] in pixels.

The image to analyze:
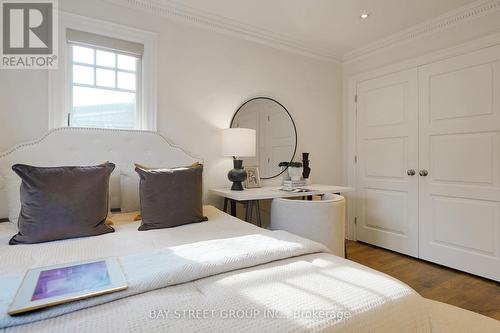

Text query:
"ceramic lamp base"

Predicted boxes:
[[228, 159, 247, 191]]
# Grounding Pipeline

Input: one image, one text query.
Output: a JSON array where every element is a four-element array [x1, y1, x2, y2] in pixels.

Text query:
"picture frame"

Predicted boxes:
[[245, 166, 261, 188]]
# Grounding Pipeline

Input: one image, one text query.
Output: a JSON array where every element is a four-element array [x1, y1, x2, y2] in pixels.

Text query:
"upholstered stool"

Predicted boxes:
[[270, 194, 345, 257]]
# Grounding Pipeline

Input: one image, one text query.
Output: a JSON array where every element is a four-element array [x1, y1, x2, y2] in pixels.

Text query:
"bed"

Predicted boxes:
[[0, 128, 498, 332]]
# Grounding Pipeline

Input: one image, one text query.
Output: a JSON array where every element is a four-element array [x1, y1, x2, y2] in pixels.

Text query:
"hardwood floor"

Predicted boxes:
[[346, 240, 500, 320]]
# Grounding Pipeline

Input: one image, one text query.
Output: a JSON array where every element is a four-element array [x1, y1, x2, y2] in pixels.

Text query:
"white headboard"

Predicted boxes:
[[0, 127, 202, 219]]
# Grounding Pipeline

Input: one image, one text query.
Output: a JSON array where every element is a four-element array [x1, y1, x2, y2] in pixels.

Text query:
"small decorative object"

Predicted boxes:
[[221, 128, 256, 191], [302, 152, 311, 179], [244, 166, 261, 188], [282, 179, 308, 188], [279, 161, 291, 181], [287, 161, 303, 181]]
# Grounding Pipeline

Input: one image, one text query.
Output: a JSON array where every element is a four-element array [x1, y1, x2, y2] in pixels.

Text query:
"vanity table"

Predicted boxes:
[[210, 185, 352, 226], [220, 97, 351, 226]]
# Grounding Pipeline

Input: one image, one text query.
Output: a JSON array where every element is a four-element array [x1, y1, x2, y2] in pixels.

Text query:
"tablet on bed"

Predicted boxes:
[[8, 258, 127, 315]]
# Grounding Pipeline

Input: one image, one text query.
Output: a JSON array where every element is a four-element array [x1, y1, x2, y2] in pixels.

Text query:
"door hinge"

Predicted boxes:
[[354, 94, 357, 103], [67, 113, 71, 126], [354, 217, 358, 225], [267, 115, 270, 121], [354, 155, 358, 163]]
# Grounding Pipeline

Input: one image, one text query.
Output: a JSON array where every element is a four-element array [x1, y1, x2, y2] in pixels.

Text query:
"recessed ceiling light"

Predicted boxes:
[[360, 13, 370, 19]]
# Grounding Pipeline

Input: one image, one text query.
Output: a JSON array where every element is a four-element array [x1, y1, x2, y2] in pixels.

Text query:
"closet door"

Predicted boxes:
[[356, 69, 419, 256], [419, 45, 500, 281]]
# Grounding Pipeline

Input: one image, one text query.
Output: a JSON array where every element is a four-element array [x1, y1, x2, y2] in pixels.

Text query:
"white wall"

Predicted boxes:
[[343, 9, 500, 76], [0, 0, 342, 210]]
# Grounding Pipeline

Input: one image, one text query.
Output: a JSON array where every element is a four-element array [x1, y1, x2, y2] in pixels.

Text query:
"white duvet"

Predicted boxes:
[[0, 206, 431, 332]]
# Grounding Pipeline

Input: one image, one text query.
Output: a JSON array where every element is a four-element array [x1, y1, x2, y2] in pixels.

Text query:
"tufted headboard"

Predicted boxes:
[[0, 127, 202, 219]]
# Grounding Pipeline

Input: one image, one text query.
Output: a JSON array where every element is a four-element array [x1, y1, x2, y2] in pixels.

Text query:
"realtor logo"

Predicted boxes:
[[1, 0, 58, 68]]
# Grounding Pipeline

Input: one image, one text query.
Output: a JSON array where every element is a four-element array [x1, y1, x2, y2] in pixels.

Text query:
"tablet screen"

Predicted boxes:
[[32, 260, 112, 301]]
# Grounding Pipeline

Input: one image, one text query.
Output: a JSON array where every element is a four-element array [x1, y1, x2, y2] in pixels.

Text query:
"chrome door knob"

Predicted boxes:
[[407, 169, 416, 176], [419, 169, 429, 177]]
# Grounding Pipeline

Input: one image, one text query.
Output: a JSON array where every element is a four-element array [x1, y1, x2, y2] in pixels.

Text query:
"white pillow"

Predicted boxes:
[[119, 170, 140, 213], [5, 170, 21, 225], [108, 171, 121, 210]]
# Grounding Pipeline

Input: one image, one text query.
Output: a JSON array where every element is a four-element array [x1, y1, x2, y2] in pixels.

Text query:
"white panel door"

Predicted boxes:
[[356, 69, 419, 256], [266, 107, 296, 177], [419, 45, 500, 281]]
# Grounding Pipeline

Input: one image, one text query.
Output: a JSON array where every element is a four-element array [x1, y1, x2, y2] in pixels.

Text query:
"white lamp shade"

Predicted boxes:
[[221, 128, 256, 157]]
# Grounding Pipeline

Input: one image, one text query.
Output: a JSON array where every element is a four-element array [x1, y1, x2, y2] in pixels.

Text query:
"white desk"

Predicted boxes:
[[210, 184, 352, 226]]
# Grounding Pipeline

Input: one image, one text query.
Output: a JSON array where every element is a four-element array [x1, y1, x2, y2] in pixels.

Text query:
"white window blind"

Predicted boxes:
[[66, 28, 143, 55]]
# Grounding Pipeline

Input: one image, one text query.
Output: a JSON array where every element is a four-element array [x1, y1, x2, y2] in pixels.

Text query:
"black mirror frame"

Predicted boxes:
[[230, 97, 298, 180]]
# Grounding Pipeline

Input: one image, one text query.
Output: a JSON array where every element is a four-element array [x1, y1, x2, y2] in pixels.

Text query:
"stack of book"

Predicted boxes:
[[282, 179, 309, 188]]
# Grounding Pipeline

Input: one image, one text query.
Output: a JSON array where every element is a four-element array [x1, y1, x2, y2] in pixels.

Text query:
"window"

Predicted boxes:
[[49, 14, 157, 131], [69, 45, 140, 129], [66, 29, 146, 130]]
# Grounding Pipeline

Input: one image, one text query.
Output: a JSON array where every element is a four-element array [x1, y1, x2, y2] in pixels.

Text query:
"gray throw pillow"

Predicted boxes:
[[135, 164, 207, 230], [9, 163, 115, 245]]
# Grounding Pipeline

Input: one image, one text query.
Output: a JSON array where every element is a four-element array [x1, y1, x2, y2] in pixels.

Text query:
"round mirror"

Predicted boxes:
[[231, 97, 297, 179]]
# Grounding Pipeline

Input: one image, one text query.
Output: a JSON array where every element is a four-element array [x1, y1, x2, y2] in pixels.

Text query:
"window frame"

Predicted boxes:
[[49, 12, 157, 131], [68, 44, 143, 129]]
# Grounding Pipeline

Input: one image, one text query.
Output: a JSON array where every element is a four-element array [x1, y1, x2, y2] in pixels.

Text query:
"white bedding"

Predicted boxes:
[[0, 206, 431, 332]]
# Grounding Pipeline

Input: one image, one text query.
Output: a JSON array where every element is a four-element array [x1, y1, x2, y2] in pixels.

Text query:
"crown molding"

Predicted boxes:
[[104, 0, 500, 65], [104, 0, 342, 63], [343, 0, 500, 63]]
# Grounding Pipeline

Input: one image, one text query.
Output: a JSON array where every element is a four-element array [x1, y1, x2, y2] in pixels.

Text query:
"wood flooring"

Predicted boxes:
[[346, 240, 500, 320]]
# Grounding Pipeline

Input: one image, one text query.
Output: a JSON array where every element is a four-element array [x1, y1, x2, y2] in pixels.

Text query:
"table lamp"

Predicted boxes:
[[221, 128, 256, 190]]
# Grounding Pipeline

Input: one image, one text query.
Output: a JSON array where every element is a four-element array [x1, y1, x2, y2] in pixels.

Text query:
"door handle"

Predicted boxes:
[[407, 169, 416, 176], [419, 169, 428, 177]]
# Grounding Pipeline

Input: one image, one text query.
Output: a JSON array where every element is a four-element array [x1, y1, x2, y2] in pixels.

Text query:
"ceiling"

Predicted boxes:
[[166, 0, 478, 60], [109, 0, 499, 61]]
